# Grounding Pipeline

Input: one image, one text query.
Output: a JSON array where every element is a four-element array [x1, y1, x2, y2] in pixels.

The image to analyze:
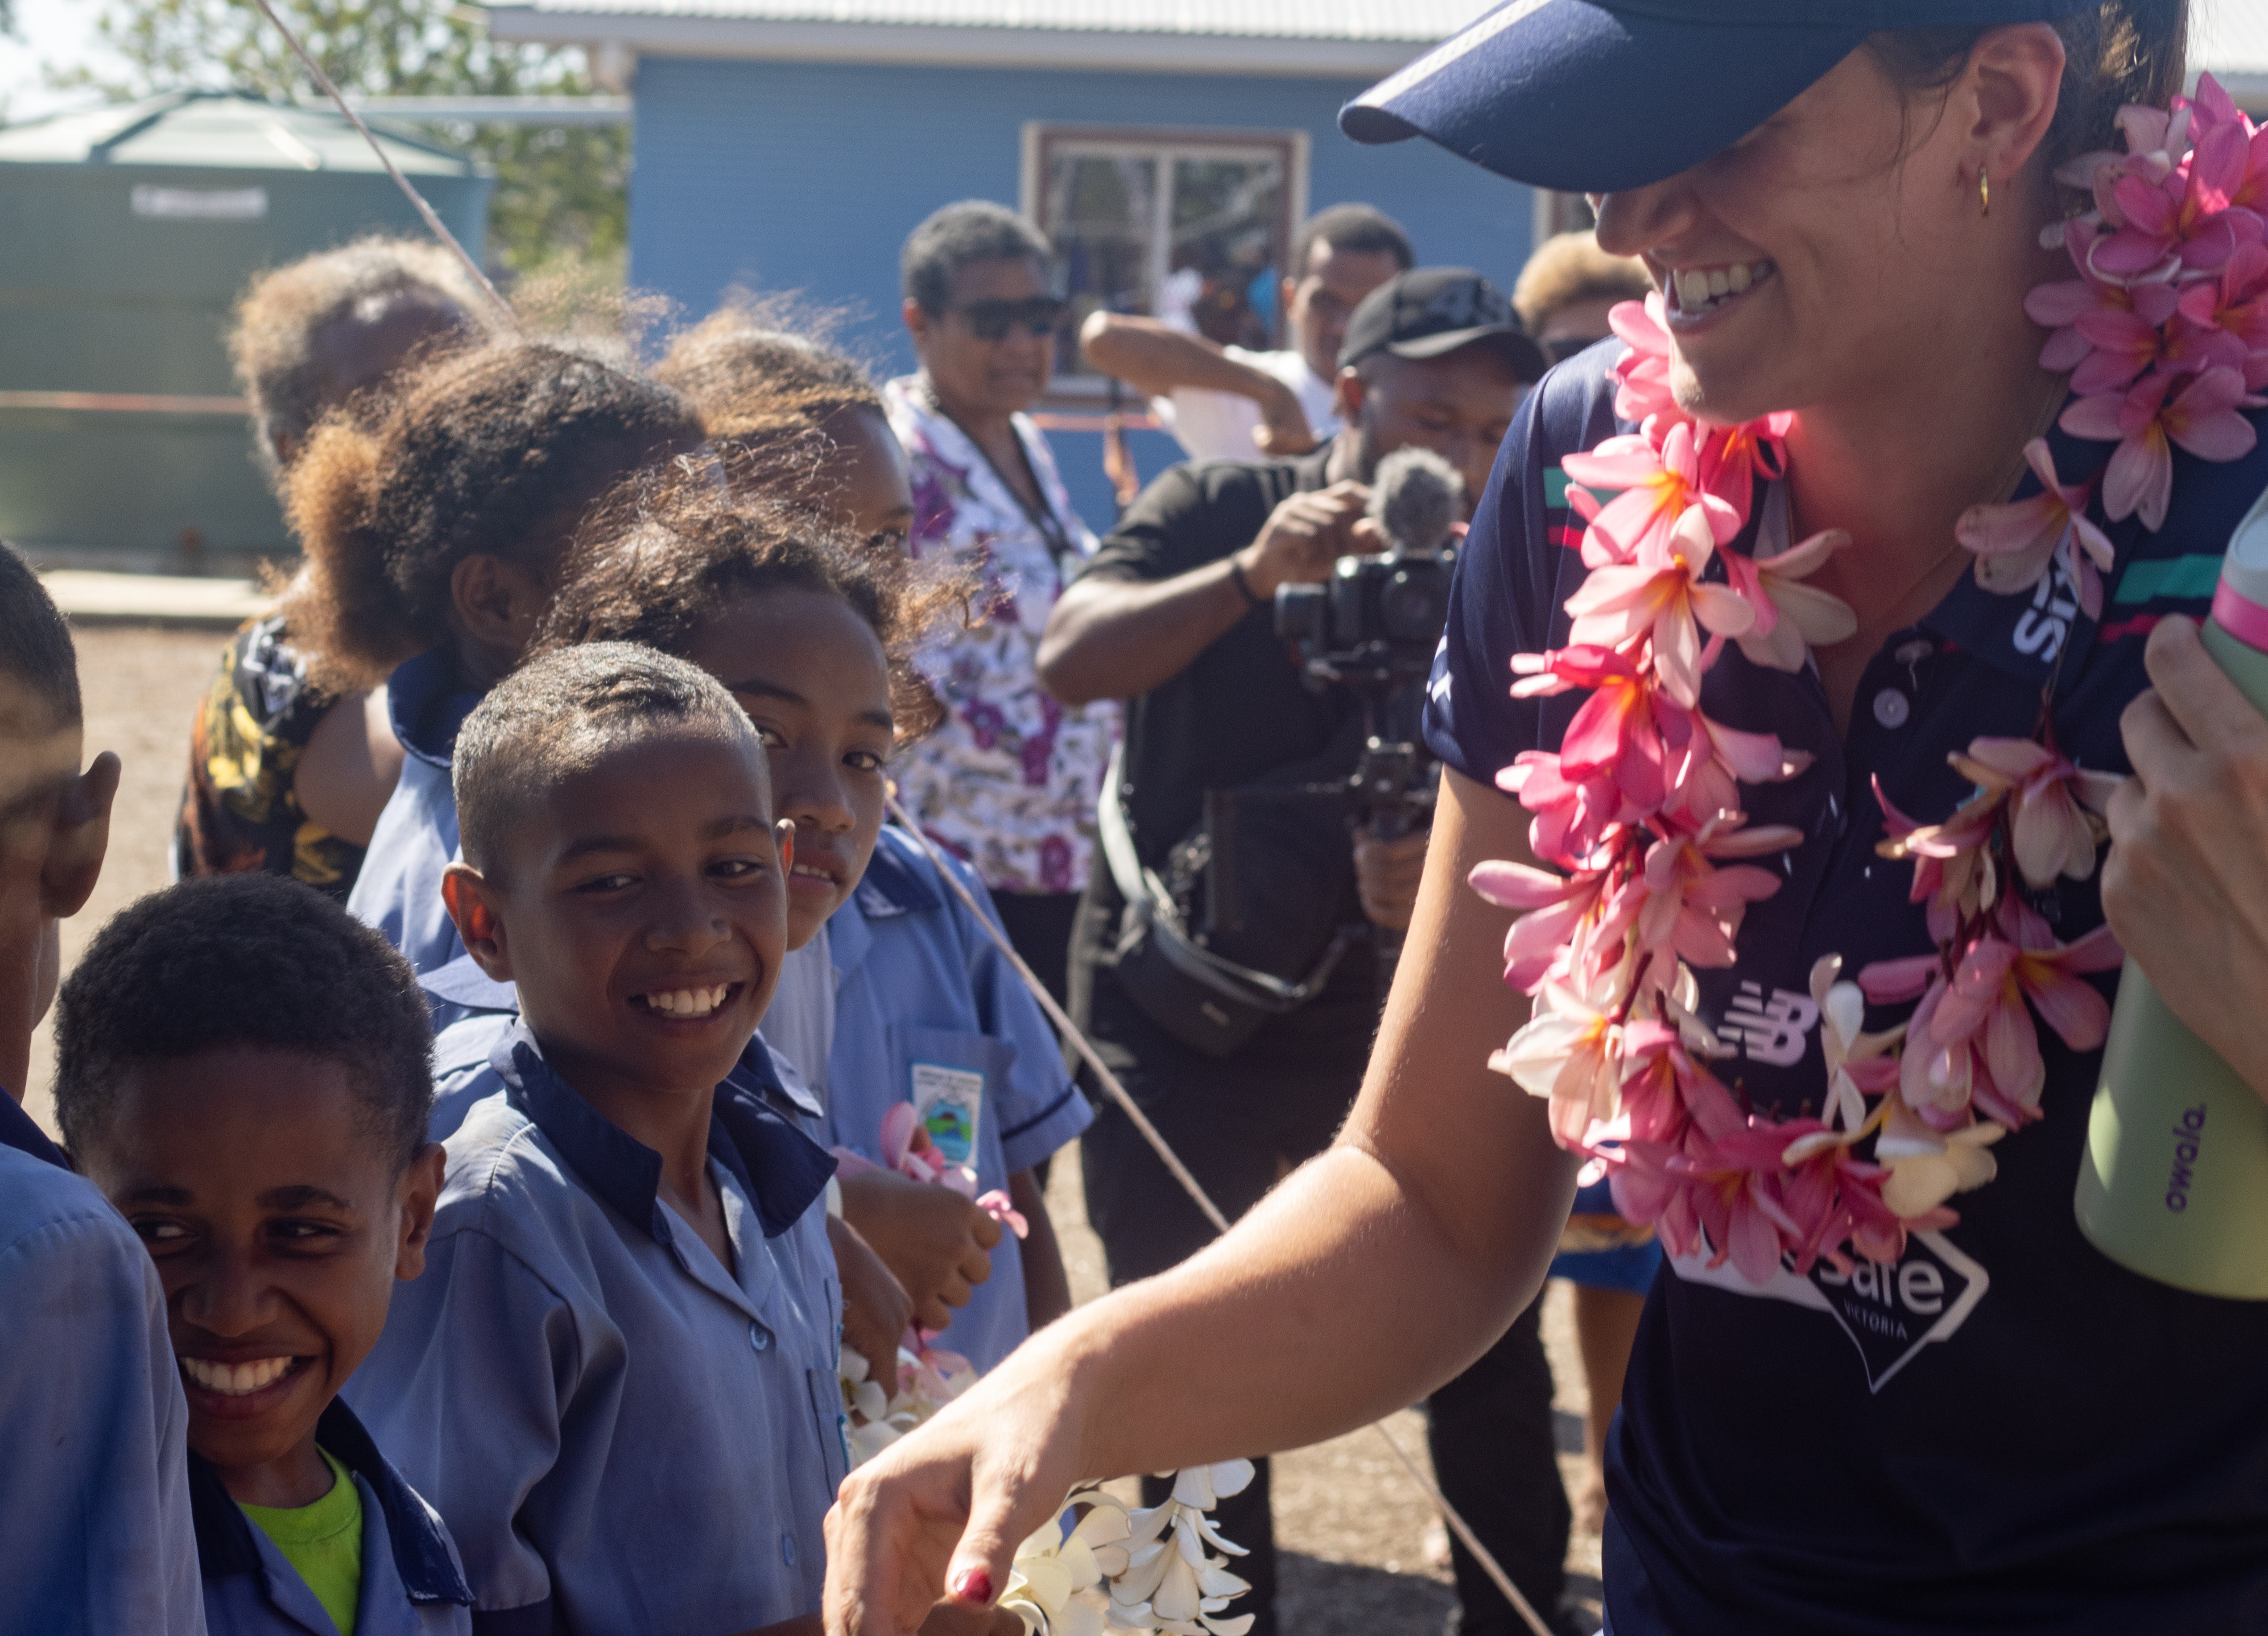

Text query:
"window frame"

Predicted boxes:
[[1020, 120, 1312, 403]]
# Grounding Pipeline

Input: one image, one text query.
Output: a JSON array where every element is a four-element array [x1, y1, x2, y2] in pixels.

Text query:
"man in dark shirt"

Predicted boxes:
[[1040, 269, 1581, 1636]]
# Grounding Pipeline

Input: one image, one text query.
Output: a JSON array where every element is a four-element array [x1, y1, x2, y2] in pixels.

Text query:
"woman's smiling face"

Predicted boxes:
[[681, 587, 896, 952], [1593, 43, 2034, 430]]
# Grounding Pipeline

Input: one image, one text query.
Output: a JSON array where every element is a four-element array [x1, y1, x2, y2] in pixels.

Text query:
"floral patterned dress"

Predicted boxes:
[[884, 376, 1117, 896]]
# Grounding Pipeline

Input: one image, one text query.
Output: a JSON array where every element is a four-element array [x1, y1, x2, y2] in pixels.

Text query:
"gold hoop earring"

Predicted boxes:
[[1979, 168, 1991, 218]]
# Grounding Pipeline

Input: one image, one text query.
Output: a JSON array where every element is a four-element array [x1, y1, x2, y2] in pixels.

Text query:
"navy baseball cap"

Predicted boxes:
[[1338, 267, 1547, 380], [1341, 0, 2102, 193]]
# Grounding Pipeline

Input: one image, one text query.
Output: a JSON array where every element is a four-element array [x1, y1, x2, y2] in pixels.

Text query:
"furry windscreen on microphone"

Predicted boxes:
[[1366, 446, 1464, 557]]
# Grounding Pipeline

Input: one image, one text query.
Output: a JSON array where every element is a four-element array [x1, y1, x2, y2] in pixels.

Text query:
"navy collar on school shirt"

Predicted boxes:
[[495, 1021, 834, 1243], [189, 1397, 473, 1607], [0, 1091, 69, 1169], [384, 647, 485, 771]]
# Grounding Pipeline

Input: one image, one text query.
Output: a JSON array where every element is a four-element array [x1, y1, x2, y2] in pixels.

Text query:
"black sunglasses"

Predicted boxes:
[[950, 297, 1067, 341]]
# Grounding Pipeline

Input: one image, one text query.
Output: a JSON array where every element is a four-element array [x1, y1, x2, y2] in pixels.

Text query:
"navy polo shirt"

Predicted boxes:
[[190, 1397, 473, 1635], [0, 1095, 206, 1636], [1428, 342, 2268, 1633], [347, 1025, 845, 1636]]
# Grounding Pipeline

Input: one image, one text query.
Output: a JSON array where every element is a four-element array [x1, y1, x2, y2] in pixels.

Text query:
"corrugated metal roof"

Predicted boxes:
[[0, 91, 480, 174], [487, 0, 1480, 43]]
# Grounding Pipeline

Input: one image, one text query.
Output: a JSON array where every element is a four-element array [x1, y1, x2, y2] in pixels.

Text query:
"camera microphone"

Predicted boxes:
[[1367, 447, 1465, 558]]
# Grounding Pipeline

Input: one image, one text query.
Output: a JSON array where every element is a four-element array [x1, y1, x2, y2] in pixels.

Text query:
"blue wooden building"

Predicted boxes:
[[487, 0, 1540, 526]]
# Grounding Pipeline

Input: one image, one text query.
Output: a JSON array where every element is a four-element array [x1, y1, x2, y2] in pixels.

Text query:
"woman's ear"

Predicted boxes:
[[393, 1141, 446, 1281], [903, 297, 935, 350], [1965, 23, 2067, 186], [442, 863, 512, 978]]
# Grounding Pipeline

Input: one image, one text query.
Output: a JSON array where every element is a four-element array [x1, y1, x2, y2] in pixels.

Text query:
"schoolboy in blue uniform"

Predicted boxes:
[[347, 644, 849, 1636], [0, 542, 205, 1636], [54, 873, 471, 1636]]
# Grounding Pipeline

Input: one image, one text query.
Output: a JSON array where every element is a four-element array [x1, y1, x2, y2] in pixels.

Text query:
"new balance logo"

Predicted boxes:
[[1719, 980, 1819, 1067]]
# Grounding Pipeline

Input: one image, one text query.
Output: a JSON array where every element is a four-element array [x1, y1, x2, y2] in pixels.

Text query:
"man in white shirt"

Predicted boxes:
[[1079, 204, 1413, 462]]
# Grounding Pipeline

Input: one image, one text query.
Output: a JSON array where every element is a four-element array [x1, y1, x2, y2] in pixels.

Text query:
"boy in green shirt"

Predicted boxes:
[[55, 872, 473, 1636]]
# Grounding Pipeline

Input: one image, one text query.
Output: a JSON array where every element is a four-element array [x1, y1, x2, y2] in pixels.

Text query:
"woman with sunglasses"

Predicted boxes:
[[885, 200, 1114, 1006], [830, 5, 2268, 1635]]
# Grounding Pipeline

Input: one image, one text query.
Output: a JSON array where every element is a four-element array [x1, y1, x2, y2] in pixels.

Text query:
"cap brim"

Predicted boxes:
[[1387, 326, 1548, 381], [1341, 0, 1865, 193]]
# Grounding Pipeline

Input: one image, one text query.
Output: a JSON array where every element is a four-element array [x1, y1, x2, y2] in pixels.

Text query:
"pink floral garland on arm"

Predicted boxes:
[[1475, 75, 2268, 1285]]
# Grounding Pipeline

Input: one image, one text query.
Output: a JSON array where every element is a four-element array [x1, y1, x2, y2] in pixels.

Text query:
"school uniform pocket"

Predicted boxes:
[[887, 1027, 1018, 1175], [807, 1366, 851, 1495]]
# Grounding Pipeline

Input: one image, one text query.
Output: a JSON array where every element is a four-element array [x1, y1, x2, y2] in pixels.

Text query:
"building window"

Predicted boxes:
[[1023, 123, 1309, 388]]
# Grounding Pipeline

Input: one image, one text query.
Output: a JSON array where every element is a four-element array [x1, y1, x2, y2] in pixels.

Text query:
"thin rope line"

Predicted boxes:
[[883, 796, 1561, 1636], [246, 0, 517, 328]]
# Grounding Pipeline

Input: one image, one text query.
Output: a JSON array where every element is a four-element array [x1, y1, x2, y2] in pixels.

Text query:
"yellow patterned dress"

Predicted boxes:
[[173, 614, 365, 901]]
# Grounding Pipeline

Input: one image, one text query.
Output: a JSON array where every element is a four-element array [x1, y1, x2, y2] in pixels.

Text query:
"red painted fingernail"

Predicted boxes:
[[951, 1567, 995, 1604]]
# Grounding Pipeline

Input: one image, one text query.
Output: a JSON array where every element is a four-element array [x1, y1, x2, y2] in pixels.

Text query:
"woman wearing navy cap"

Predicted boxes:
[[828, 6, 2268, 1633]]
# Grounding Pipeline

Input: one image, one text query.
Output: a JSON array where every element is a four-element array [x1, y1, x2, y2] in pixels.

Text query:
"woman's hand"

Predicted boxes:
[[825, 1342, 1089, 1636], [840, 1169, 1002, 1332], [2105, 614, 2268, 1097]]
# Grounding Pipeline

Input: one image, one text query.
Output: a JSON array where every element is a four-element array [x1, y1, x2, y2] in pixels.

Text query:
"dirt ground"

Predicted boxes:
[[33, 622, 1608, 1636]]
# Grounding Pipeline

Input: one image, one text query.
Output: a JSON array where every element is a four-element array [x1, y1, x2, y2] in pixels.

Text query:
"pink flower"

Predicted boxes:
[[2060, 364, 2262, 531], [1873, 774, 2001, 940], [1615, 1017, 1719, 1144], [1954, 438, 2116, 598], [2176, 240, 2268, 390], [1607, 292, 1686, 438], [1497, 750, 1625, 870], [2025, 221, 2143, 370], [1493, 978, 1624, 1147], [975, 1190, 1029, 1239], [1563, 505, 1756, 702], [1665, 709, 1808, 825], [1997, 896, 2124, 1059], [1562, 422, 1741, 568], [2069, 280, 2185, 393], [1468, 857, 1610, 994], [1513, 644, 1695, 820], [1947, 737, 2117, 887], [1694, 417, 1789, 535], [1718, 527, 1859, 672], [1631, 813, 1799, 969], [2090, 112, 2262, 280]]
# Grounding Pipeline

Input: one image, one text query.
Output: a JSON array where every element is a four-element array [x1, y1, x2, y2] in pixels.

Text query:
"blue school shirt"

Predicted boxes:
[[347, 649, 479, 1012], [347, 1022, 846, 1636], [0, 1095, 206, 1636], [1427, 341, 2268, 1633], [191, 1398, 472, 1636], [814, 824, 1092, 1371]]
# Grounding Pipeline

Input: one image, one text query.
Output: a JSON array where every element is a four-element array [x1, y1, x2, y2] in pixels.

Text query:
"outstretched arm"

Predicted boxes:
[[1078, 314, 1318, 455], [822, 767, 1577, 1635]]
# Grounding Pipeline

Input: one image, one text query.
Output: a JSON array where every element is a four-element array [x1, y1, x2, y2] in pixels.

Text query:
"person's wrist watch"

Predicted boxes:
[[1228, 554, 1266, 611]]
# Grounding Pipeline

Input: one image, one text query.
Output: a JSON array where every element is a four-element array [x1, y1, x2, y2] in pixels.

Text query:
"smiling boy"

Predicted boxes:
[[55, 873, 472, 1636], [345, 644, 849, 1636]]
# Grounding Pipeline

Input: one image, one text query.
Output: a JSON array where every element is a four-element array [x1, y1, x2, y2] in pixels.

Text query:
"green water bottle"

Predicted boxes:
[[2075, 483, 2268, 1299]]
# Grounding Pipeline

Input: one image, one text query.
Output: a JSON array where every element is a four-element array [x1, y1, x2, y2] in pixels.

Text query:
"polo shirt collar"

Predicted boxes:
[[492, 1022, 834, 1243], [417, 952, 517, 1016], [833, 826, 943, 979], [383, 647, 484, 770], [0, 1093, 68, 1169], [188, 1398, 474, 1607]]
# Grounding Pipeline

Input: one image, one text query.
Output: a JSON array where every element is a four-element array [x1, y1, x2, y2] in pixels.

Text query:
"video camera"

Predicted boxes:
[[1204, 447, 1466, 990]]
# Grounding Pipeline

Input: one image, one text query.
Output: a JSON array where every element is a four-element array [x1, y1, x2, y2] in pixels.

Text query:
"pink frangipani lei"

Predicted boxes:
[[1473, 76, 2268, 1284]]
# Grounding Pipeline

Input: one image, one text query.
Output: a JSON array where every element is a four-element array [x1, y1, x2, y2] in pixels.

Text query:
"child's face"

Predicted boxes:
[[456, 723, 792, 1099], [817, 405, 916, 548], [682, 589, 895, 952], [85, 1047, 442, 1498]]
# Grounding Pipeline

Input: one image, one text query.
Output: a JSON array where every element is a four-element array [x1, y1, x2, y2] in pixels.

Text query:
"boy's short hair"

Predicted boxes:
[[1289, 204, 1415, 280], [454, 642, 759, 879], [54, 874, 434, 1169], [901, 202, 1053, 316], [0, 540, 81, 729]]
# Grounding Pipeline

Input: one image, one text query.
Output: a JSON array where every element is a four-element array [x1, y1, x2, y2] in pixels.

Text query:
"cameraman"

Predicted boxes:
[[1040, 269, 1578, 1636]]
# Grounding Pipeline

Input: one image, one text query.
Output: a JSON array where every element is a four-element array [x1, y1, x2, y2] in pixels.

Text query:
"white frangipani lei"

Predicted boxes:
[[1006, 1462, 1259, 1636]]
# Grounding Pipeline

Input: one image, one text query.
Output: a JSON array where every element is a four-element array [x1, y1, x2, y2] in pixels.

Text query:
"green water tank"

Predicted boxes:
[[0, 91, 490, 565]]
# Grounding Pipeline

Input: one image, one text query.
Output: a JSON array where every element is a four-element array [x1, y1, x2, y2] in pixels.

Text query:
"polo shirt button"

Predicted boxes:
[[749, 1321, 769, 1352], [782, 1533, 798, 1567], [1872, 688, 1911, 729]]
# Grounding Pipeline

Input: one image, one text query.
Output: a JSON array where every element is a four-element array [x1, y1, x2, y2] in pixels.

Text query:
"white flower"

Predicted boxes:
[[839, 1343, 979, 1470], [1003, 1499, 1136, 1636], [1105, 1463, 1257, 1636], [1808, 955, 1904, 1136], [1876, 1096, 2004, 1217]]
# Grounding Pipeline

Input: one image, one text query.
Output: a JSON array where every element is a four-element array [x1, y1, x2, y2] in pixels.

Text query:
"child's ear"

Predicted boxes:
[[40, 751, 117, 919], [393, 1141, 446, 1281], [449, 554, 549, 665], [775, 818, 796, 878], [441, 863, 513, 979]]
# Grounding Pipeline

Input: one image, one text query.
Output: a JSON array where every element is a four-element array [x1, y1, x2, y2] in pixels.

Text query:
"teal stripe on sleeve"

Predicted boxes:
[[2113, 554, 2223, 604]]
